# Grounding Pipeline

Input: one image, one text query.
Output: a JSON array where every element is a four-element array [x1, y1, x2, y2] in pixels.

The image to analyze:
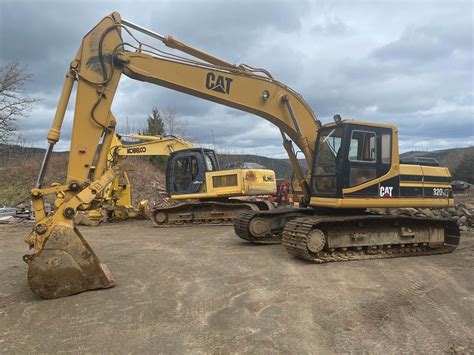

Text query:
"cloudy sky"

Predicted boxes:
[[1, 0, 472, 157]]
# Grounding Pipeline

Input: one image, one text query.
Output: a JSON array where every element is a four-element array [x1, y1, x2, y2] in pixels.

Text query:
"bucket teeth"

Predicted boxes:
[[26, 224, 115, 299]]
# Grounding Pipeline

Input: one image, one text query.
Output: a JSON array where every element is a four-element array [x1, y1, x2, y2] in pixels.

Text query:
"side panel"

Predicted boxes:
[[399, 164, 424, 197], [206, 169, 243, 197], [206, 168, 276, 197], [310, 164, 454, 208], [242, 169, 277, 195], [171, 169, 277, 199]]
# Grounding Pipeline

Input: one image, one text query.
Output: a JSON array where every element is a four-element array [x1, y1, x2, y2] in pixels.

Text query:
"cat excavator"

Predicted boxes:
[[24, 12, 459, 299]]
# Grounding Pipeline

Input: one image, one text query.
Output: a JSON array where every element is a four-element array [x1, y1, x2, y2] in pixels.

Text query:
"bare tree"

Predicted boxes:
[[0, 61, 37, 143], [163, 106, 188, 137]]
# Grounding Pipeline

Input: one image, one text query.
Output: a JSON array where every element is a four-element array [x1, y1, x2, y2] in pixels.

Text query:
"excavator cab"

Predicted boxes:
[[311, 121, 393, 198], [311, 120, 452, 207], [166, 148, 219, 195]]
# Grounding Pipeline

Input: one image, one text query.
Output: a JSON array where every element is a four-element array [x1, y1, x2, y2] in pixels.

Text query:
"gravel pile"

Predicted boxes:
[[370, 202, 474, 232]]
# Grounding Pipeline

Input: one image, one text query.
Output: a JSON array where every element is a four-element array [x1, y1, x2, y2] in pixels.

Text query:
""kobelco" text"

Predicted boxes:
[[127, 146, 147, 154]]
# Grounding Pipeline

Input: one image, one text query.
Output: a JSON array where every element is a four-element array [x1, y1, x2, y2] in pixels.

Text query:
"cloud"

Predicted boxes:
[[1, 0, 472, 157]]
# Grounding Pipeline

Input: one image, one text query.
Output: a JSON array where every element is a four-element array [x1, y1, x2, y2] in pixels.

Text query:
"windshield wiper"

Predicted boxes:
[[322, 129, 337, 156]]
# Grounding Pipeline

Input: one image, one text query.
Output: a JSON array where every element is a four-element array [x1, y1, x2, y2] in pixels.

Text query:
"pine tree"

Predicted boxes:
[[142, 107, 165, 136], [142, 107, 166, 168]]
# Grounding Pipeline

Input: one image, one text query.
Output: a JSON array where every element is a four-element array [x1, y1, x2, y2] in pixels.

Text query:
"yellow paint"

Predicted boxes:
[[172, 169, 276, 200], [310, 197, 453, 208], [400, 164, 424, 175]]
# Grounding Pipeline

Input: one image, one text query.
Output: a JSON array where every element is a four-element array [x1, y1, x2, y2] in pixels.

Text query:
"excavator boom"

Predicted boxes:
[[115, 134, 194, 157]]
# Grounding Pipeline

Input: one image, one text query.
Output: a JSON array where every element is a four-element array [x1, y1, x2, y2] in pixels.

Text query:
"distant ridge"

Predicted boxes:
[[400, 146, 474, 173]]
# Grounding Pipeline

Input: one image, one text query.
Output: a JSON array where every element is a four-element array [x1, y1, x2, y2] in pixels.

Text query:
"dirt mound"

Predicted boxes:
[[0, 147, 169, 208], [0, 151, 67, 206], [120, 157, 173, 208]]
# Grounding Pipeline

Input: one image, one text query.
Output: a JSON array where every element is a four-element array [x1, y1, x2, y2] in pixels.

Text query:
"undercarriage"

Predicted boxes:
[[150, 199, 273, 227], [234, 209, 460, 262]]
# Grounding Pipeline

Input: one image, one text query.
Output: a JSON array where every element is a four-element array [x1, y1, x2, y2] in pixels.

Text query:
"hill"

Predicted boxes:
[[400, 146, 474, 182], [400, 146, 474, 172], [218, 154, 294, 179], [0, 144, 68, 206]]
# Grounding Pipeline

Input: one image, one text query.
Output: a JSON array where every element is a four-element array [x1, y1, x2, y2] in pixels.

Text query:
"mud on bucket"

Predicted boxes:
[[25, 224, 115, 299]]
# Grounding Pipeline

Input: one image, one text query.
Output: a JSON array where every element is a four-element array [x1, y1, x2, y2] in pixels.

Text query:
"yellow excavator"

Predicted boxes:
[[74, 133, 195, 225], [78, 133, 276, 226], [24, 13, 459, 299]]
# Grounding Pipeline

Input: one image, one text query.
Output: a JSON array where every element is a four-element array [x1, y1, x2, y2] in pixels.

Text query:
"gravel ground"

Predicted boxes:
[[1, 221, 473, 353]]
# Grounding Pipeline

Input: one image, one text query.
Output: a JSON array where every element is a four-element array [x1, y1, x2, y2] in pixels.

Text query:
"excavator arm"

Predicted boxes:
[[25, 12, 321, 298], [114, 134, 194, 158], [73, 134, 195, 225], [106, 134, 194, 212]]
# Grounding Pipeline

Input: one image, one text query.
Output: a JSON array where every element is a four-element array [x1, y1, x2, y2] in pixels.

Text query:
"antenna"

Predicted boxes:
[[211, 129, 216, 151]]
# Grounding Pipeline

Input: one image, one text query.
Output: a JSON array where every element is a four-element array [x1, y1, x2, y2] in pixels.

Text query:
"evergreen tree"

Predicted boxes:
[[142, 107, 166, 168], [142, 107, 165, 136]]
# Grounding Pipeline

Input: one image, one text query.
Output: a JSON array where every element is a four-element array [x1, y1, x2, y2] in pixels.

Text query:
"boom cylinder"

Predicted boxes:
[[122, 19, 237, 70], [47, 71, 75, 144], [36, 71, 75, 188]]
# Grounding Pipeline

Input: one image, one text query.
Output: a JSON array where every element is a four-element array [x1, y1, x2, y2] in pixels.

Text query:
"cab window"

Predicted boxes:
[[349, 131, 376, 162], [313, 127, 343, 194], [204, 154, 216, 171], [381, 133, 391, 164], [174, 156, 199, 180], [348, 130, 376, 187]]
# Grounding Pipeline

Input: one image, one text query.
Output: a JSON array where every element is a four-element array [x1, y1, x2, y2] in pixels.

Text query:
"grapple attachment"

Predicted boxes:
[[25, 224, 114, 299]]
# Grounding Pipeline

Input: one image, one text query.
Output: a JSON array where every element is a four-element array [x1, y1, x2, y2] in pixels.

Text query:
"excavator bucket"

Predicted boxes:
[[25, 224, 114, 299]]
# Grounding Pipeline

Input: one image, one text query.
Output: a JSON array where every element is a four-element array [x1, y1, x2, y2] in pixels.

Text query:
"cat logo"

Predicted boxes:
[[205, 72, 233, 94], [379, 186, 393, 198], [263, 175, 274, 182]]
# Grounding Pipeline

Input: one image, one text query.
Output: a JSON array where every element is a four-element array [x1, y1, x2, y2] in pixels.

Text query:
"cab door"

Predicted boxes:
[[166, 151, 207, 195], [341, 125, 393, 197], [311, 126, 344, 198]]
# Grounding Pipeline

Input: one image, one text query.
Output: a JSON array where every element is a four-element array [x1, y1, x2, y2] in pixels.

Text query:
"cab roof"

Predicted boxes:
[[322, 119, 396, 130]]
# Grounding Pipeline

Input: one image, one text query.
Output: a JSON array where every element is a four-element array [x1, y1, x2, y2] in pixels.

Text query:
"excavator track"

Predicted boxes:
[[281, 214, 460, 263], [234, 208, 313, 244], [151, 200, 272, 227]]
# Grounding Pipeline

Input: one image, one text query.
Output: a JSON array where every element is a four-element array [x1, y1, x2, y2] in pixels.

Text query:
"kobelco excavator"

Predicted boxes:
[[77, 133, 276, 226], [24, 12, 459, 299], [74, 133, 195, 225]]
